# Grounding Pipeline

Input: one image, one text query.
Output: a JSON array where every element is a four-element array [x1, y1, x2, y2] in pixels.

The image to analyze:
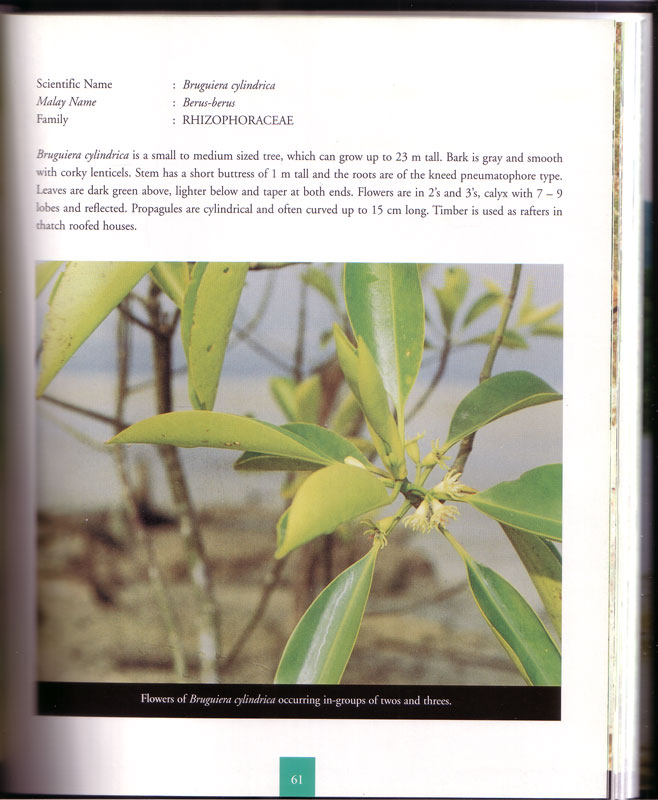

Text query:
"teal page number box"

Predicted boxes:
[[279, 756, 315, 797]]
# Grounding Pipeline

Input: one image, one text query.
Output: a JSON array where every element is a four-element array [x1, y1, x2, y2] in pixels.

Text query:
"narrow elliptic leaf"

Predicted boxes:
[[36, 261, 65, 297], [295, 375, 322, 423], [461, 290, 502, 329], [466, 465, 562, 541], [108, 411, 333, 466], [302, 266, 338, 309], [433, 266, 469, 334], [446, 534, 560, 685], [274, 546, 379, 683], [356, 337, 406, 479], [234, 423, 369, 472], [275, 464, 390, 558], [330, 392, 362, 437], [444, 370, 562, 450], [151, 262, 191, 308], [344, 263, 424, 409], [502, 523, 562, 638], [333, 324, 360, 401], [37, 261, 155, 396], [183, 262, 248, 411], [461, 329, 528, 350], [270, 376, 298, 421]]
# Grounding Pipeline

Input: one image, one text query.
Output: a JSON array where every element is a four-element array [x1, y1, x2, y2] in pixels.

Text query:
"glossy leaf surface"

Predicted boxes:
[[467, 464, 562, 541], [444, 370, 561, 450], [37, 261, 155, 396], [344, 263, 424, 410], [446, 534, 561, 685], [503, 524, 562, 638], [274, 546, 379, 683], [275, 463, 389, 558], [181, 262, 248, 410]]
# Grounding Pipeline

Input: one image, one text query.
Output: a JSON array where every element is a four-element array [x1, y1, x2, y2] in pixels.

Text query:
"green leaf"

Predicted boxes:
[[36, 261, 65, 297], [356, 337, 406, 479], [433, 267, 469, 334], [295, 375, 322, 423], [274, 546, 379, 683], [466, 465, 562, 541], [443, 370, 562, 450], [532, 323, 563, 338], [445, 533, 561, 685], [461, 290, 502, 329], [275, 463, 390, 558], [37, 261, 155, 396], [181, 262, 248, 411], [333, 324, 360, 400], [517, 281, 562, 328], [234, 423, 369, 472], [270, 377, 297, 421], [461, 329, 529, 349], [302, 266, 338, 309], [150, 262, 191, 308], [502, 524, 562, 638], [108, 411, 333, 466], [330, 392, 362, 437], [344, 263, 424, 411]]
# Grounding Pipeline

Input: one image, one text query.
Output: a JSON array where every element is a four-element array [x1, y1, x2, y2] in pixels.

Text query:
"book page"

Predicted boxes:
[[3, 13, 619, 798]]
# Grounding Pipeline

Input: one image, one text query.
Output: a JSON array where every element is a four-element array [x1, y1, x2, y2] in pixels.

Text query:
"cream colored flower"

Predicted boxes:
[[429, 498, 459, 530], [403, 499, 432, 534], [432, 470, 469, 499]]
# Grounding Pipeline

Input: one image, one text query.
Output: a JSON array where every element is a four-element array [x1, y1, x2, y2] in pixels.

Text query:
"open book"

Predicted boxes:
[[1, 9, 652, 799]]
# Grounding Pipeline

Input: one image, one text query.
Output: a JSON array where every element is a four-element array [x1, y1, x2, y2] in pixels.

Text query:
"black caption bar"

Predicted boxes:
[[38, 682, 560, 721]]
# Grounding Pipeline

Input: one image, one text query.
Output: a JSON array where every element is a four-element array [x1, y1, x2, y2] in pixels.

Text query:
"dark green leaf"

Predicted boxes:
[[274, 546, 379, 683], [344, 263, 424, 411], [466, 465, 562, 541], [443, 371, 562, 451]]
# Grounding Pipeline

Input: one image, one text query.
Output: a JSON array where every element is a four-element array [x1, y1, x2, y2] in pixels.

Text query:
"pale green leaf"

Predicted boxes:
[[274, 546, 379, 683], [532, 322, 563, 338], [466, 465, 562, 541], [302, 266, 338, 309], [443, 370, 562, 450], [295, 375, 322, 423], [461, 291, 501, 329], [108, 411, 333, 466], [181, 262, 248, 411], [503, 524, 562, 638], [275, 463, 390, 558], [433, 267, 469, 334], [270, 376, 298, 421], [36, 261, 65, 297], [344, 263, 424, 410], [446, 533, 561, 685], [37, 261, 155, 396], [150, 262, 191, 308]]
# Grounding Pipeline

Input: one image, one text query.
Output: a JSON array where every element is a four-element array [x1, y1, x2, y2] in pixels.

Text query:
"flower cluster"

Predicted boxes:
[[404, 496, 459, 534]]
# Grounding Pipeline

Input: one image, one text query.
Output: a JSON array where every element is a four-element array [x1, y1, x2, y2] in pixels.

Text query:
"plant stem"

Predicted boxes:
[[146, 281, 223, 682], [113, 308, 186, 680], [407, 336, 452, 422], [452, 265, 522, 475]]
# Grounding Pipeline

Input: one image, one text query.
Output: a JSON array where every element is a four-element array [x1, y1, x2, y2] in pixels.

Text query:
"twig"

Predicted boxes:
[[452, 265, 522, 475], [40, 394, 130, 429], [113, 307, 186, 680], [407, 336, 452, 422], [233, 324, 295, 375], [223, 557, 287, 670], [146, 281, 223, 682]]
